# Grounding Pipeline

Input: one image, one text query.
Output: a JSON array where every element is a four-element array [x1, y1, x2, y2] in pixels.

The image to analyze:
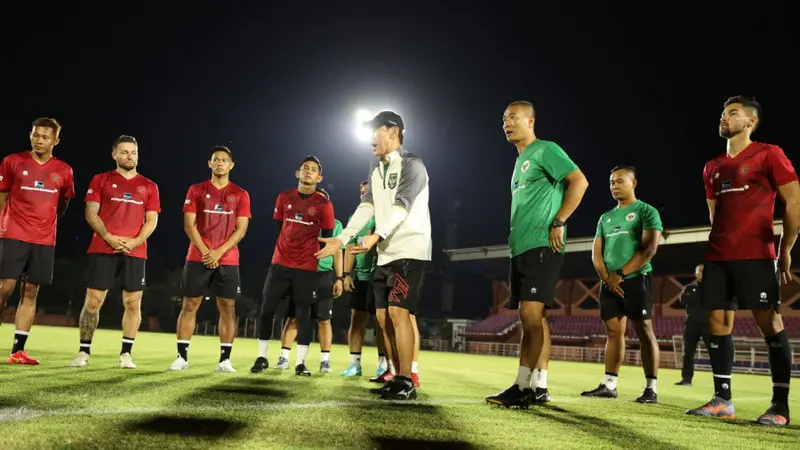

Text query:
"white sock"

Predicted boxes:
[[296, 344, 309, 366], [258, 340, 269, 359], [646, 377, 657, 393], [378, 356, 387, 370], [411, 361, 419, 374], [532, 369, 548, 389], [603, 374, 618, 390], [388, 360, 396, 374], [280, 348, 291, 360], [321, 351, 330, 362], [514, 366, 533, 389], [351, 353, 362, 367]]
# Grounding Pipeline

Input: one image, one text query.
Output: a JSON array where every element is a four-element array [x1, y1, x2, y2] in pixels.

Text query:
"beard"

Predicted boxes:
[[719, 126, 740, 139], [119, 161, 136, 171]]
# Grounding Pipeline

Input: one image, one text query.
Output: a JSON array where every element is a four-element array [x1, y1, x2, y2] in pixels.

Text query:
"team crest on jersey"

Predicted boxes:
[[626, 213, 636, 221], [227, 195, 236, 203], [308, 206, 317, 216], [521, 160, 531, 173], [137, 186, 146, 193], [50, 173, 61, 182], [739, 165, 749, 175], [388, 173, 398, 189]]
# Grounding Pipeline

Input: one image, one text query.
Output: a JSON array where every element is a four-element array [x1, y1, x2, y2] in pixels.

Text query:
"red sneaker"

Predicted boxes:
[[8, 350, 40, 365], [411, 372, 420, 388], [369, 371, 395, 383]]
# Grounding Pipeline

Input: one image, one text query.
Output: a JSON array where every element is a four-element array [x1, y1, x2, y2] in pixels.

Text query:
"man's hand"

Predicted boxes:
[[351, 234, 380, 255], [779, 251, 793, 285], [549, 226, 565, 253], [120, 237, 144, 254], [203, 248, 223, 269], [333, 279, 343, 298], [344, 275, 355, 292], [604, 273, 625, 298], [104, 234, 128, 253], [315, 237, 345, 259]]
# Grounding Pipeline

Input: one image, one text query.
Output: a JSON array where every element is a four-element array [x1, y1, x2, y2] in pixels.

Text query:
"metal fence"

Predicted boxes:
[[672, 335, 800, 377]]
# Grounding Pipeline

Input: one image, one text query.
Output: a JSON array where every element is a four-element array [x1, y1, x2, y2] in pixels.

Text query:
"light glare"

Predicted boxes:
[[354, 108, 373, 142]]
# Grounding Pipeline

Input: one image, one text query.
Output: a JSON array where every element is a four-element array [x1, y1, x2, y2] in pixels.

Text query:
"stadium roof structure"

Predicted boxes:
[[443, 221, 786, 280]]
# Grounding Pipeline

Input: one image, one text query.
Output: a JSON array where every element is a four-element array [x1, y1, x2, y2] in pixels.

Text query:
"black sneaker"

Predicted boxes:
[[530, 387, 551, 404], [250, 357, 269, 373], [381, 376, 417, 401], [369, 380, 393, 395], [756, 402, 790, 426], [580, 384, 617, 398], [675, 379, 692, 386], [485, 385, 533, 409], [636, 388, 658, 404], [295, 363, 311, 377]]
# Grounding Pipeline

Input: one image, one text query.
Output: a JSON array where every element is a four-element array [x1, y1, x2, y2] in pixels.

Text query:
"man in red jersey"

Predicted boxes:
[[169, 146, 251, 373], [687, 96, 800, 426], [68, 135, 160, 369], [0, 117, 75, 365], [250, 156, 339, 377]]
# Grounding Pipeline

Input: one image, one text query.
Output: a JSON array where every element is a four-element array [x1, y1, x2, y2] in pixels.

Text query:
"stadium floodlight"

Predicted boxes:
[[354, 109, 373, 142]]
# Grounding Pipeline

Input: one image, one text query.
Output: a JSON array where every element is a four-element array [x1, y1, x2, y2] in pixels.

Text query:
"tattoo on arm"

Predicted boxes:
[[79, 307, 99, 341]]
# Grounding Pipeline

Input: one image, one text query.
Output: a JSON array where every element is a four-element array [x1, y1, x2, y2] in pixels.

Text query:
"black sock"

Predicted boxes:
[[178, 341, 190, 361], [709, 334, 733, 401], [11, 331, 28, 353], [120, 337, 134, 355], [80, 339, 92, 355], [220, 344, 232, 362], [765, 330, 791, 404]]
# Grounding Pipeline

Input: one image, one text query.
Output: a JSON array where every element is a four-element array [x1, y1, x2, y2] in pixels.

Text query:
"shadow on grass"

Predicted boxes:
[[126, 415, 247, 438], [172, 377, 292, 407], [372, 437, 477, 450]]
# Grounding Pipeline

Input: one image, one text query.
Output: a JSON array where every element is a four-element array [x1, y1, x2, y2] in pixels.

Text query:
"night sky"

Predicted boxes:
[[1, 3, 796, 318]]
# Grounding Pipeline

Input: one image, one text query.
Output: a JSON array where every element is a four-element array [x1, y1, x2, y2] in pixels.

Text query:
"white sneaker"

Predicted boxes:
[[119, 352, 136, 369], [168, 356, 189, 371], [275, 356, 290, 370], [216, 359, 236, 373], [68, 351, 90, 368]]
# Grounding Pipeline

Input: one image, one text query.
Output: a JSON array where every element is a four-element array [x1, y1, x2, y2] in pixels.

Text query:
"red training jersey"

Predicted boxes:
[[703, 142, 798, 261], [183, 180, 251, 266], [0, 151, 75, 246], [272, 189, 335, 272], [85, 171, 161, 259]]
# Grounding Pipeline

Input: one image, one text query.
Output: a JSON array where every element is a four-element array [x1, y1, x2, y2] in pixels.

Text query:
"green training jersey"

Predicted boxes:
[[348, 214, 377, 281], [318, 219, 344, 272], [509, 139, 579, 257], [595, 200, 663, 279]]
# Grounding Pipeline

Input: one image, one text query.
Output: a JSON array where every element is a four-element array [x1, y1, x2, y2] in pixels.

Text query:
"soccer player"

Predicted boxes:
[[318, 111, 432, 400], [581, 165, 662, 403], [169, 146, 251, 373], [0, 117, 75, 365], [68, 135, 160, 369], [687, 96, 799, 425], [485, 101, 588, 408], [676, 263, 709, 386], [251, 156, 339, 377]]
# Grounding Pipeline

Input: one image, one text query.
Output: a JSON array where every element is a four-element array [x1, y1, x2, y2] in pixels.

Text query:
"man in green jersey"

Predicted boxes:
[[581, 166, 662, 403], [277, 188, 344, 374], [486, 101, 589, 408]]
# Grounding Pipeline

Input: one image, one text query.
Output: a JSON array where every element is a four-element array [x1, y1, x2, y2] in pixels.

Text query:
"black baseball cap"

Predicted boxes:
[[365, 111, 405, 133]]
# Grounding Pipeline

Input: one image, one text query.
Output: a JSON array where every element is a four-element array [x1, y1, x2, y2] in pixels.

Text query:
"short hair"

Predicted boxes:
[[300, 155, 322, 172], [211, 145, 232, 160], [724, 95, 762, 130], [112, 135, 137, 150], [610, 165, 638, 181], [32, 117, 62, 137], [507, 101, 536, 118]]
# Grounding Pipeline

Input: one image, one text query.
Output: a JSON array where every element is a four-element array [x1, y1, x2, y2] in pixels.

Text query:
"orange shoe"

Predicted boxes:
[[369, 370, 395, 384], [411, 372, 420, 387], [8, 350, 40, 365]]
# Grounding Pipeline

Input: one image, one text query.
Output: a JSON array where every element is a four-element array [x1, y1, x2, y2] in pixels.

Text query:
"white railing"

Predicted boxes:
[[672, 335, 800, 377]]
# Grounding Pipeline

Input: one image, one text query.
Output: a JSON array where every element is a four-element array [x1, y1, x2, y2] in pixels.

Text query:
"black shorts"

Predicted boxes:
[[599, 274, 653, 321], [508, 247, 564, 309], [263, 264, 319, 316], [702, 259, 780, 312], [351, 280, 375, 313], [284, 270, 335, 321], [86, 253, 146, 292], [0, 238, 55, 285], [181, 261, 241, 299], [373, 259, 429, 314]]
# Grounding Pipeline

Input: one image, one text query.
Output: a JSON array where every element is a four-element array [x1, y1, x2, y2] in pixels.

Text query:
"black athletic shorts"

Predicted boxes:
[[86, 253, 146, 292], [373, 259, 429, 314], [351, 280, 375, 313], [508, 247, 564, 309], [702, 259, 780, 312], [0, 238, 55, 285], [599, 274, 653, 321], [181, 261, 241, 299], [284, 270, 335, 321], [263, 264, 319, 316]]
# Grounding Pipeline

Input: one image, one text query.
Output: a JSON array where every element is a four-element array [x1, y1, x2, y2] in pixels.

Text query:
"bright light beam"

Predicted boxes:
[[354, 109, 373, 142]]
